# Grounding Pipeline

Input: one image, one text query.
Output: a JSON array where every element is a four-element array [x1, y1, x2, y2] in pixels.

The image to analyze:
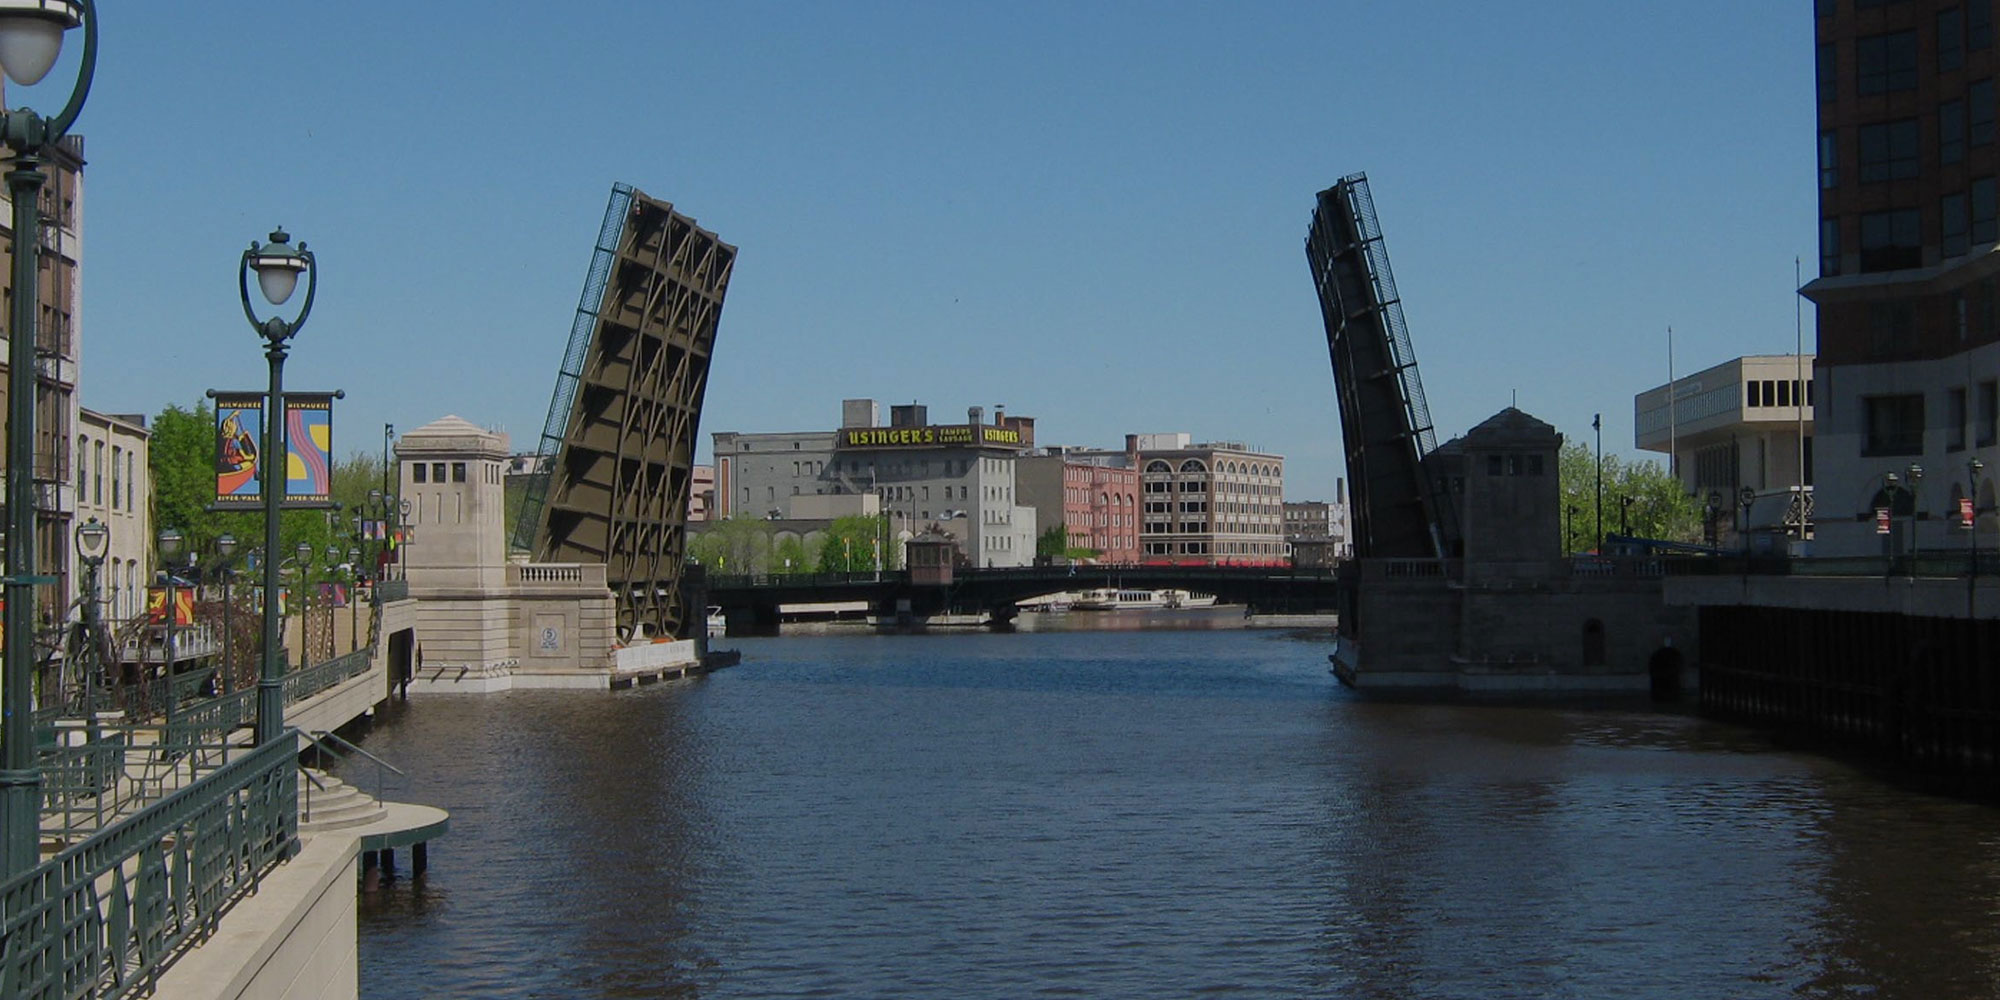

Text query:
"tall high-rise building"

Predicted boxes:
[[1805, 2, 2000, 555]]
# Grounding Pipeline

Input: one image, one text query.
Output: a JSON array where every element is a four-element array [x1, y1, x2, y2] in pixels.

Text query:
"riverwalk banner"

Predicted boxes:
[[210, 391, 339, 508]]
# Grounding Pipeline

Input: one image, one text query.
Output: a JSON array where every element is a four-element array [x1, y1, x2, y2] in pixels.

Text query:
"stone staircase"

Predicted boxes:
[[297, 769, 387, 832]]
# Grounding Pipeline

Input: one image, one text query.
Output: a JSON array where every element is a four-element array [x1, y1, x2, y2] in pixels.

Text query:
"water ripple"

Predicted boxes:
[[352, 630, 2000, 999]]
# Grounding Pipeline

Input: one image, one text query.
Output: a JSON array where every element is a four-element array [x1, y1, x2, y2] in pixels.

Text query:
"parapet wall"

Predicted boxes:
[[152, 834, 361, 1000]]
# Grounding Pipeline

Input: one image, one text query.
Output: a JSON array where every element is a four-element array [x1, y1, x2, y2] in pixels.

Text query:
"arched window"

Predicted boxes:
[[1179, 459, 1207, 474], [1145, 460, 1171, 474]]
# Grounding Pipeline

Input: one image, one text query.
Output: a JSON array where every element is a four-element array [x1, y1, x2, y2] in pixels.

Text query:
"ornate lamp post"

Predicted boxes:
[[73, 515, 105, 734], [1970, 458, 1985, 578], [216, 532, 237, 694], [244, 227, 317, 746], [1737, 486, 1756, 558], [157, 527, 185, 731], [1907, 462, 1925, 567], [0, 0, 94, 880], [284, 540, 313, 671]]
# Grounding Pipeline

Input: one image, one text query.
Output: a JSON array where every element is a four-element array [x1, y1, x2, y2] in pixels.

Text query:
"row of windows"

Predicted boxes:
[[1819, 12, 1995, 105], [1063, 488, 1136, 506], [1823, 180, 2000, 276], [1070, 512, 1132, 529], [1139, 541, 1284, 556], [76, 437, 136, 512], [410, 461, 470, 484], [1484, 453, 1547, 476], [1819, 88, 1996, 192], [1747, 379, 1814, 408], [1866, 382, 2000, 456], [1141, 521, 1282, 535], [1141, 458, 1280, 477], [1140, 479, 1272, 495]]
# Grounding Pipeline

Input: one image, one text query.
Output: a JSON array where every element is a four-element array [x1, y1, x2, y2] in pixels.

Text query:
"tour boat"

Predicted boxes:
[[1072, 588, 1218, 610], [1159, 589, 1216, 609], [1016, 592, 1075, 612], [706, 606, 726, 638]]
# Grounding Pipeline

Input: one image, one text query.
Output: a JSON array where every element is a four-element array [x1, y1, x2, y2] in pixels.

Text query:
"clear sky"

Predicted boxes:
[[62, 2, 1813, 501]]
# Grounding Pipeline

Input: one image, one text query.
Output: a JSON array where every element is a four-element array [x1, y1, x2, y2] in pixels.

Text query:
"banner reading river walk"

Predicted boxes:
[[212, 391, 337, 507]]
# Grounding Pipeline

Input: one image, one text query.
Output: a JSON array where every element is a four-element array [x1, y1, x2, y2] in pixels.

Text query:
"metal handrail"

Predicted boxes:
[[1, 734, 298, 1000], [301, 728, 405, 807], [281, 647, 372, 704]]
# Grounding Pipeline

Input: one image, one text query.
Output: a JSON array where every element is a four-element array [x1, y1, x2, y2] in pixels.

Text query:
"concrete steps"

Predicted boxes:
[[297, 770, 388, 831]]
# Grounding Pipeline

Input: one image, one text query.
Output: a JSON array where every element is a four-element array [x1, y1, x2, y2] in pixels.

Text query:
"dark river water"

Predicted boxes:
[[347, 619, 2000, 999]]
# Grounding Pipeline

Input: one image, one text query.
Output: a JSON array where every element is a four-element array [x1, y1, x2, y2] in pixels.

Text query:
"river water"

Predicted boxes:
[[348, 618, 2000, 999]]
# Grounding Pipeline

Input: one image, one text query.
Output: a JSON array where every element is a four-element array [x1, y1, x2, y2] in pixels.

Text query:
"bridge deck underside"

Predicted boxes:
[[1305, 174, 1453, 560], [536, 188, 736, 638]]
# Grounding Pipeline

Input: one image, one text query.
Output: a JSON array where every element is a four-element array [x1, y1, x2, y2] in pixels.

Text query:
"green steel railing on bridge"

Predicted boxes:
[[1, 735, 298, 1000], [282, 648, 373, 705]]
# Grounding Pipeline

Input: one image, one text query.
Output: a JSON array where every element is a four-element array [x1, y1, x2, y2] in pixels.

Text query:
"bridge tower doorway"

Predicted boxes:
[[1648, 646, 1685, 702]]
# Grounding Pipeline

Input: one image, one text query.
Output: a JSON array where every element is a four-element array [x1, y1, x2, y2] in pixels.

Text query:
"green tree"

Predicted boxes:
[[773, 535, 810, 574], [1036, 524, 1098, 563], [1557, 439, 1702, 553], [818, 515, 892, 572], [687, 514, 774, 574]]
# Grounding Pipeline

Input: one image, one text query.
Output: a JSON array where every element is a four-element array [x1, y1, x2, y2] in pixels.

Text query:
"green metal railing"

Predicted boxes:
[[281, 648, 372, 705], [36, 732, 128, 839], [0, 735, 298, 1000]]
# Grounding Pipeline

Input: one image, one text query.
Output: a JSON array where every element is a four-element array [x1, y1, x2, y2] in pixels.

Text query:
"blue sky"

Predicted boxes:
[[64, 3, 1812, 501]]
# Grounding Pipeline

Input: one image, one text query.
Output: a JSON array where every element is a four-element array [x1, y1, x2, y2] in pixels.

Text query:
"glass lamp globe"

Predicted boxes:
[[248, 228, 309, 306], [0, 0, 80, 88], [73, 516, 106, 564]]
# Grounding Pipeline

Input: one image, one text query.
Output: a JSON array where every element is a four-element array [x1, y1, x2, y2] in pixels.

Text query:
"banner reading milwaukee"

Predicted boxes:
[[211, 391, 338, 507]]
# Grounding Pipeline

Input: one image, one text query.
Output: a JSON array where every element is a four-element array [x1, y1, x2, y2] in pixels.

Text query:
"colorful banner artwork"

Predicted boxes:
[[212, 391, 337, 506], [286, 393, 335, 503], [145, 586, 195, 627], [213, 393, 264, 506]]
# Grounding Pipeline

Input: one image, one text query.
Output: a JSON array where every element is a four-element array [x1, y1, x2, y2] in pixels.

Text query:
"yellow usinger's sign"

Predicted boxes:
[[840, 425, 1023, 449]]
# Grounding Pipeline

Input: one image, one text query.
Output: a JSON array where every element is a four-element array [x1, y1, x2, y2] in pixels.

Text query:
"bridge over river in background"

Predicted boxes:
[[700, 565, 1344, 633]]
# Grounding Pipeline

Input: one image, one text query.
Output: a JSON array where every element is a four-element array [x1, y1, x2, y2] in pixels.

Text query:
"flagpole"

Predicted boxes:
[[1668, 326, 1677, 484], [1594, 412, 1603, 550]]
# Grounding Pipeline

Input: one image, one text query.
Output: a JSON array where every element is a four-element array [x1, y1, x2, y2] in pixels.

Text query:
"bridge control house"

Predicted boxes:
[[712, 399, 1041, 567]]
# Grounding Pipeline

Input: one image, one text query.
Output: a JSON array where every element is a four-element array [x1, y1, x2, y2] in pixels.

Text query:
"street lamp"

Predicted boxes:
[[73, 516, 105, 731], [1737, 486, 1756, 558], [1970, 458, 1985, 579], [244, 226, 317, 746], [1564, 504, 1578, 554], [0, 0, 93, 879], [1907, 462, 1925, 565], [157, 527, 186, 731], [216, 532, 238, 694]]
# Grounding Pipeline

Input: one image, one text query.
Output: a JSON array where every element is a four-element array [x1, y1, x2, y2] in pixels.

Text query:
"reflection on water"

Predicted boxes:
[[351, 629, 2000, 999]]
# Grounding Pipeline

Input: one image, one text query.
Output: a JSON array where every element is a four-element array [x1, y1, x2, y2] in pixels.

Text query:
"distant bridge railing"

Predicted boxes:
[[1666, 552, 1997, 578], [283, 647, 373, 705], [707, 565, 1345, 590]]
